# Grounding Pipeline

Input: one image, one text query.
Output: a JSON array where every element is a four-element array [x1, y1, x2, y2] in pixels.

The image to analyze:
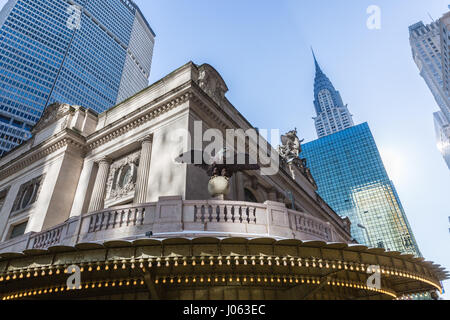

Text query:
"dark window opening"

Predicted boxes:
[[244, 188, 258, 203], [10, 221, 28, 239]]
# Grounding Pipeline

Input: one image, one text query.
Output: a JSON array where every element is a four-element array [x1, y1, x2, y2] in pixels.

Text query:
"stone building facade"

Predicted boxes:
[[0, 62, 446, 300], [0, 62, 351, 246]]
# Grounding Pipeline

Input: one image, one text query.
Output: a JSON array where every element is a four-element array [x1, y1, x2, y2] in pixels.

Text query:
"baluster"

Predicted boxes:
[[134, 208, 140, 225], [93, 214, 98, 231], [133, 208, 138, 226], [245, 206, 251, 224], [126, 209, 131, 226], [252, 207, 256, 224], [218, 205, 226, 222], [124, 209, 129, 226], [112, 211, 118, 228], [194, 205, 198, 222], [128, 209, 133, 226], [208, 205, 214, 222], [239, 206, 245, 224], [50, 231, 55, 245], [120, 210, 127, 227], [88, 216, 94, 233], [45, 233, 49, 247], [98, 213, 103, 231], [140, 207, 146, 225], [215, 205, 220, 222], [201, 205, 206, 223], [105, 212, 112, 230], [100, 212, 106, 230], [94, 214, 100, 231], [223, 205, 229, 222], [46, 232, 51, 247]]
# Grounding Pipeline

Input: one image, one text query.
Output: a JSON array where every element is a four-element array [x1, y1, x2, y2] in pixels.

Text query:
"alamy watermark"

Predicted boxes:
[[67, 4, 82, 30], [170, 121, 281, 176], [66, 265, 81, 290], [367, 5, 381, 30], [366, 265, 382, 290]]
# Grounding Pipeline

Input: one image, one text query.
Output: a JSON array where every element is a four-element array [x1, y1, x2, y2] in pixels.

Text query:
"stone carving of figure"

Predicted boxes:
[[278, 128, 304, 163], [278, 129, 318, 188], [197, 65, 228, 106]]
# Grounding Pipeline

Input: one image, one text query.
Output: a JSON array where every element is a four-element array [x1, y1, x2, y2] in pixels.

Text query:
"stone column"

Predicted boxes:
[[88, 157, 112, 213], [134, 136, 153, 204], [235, 172, 246, 201]]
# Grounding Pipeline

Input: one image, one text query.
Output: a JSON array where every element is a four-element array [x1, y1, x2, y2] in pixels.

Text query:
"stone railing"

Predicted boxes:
[[192, 203, 257, 224], [87, 205, 147, 233], [30, 224, 65, 249], [0, 197, 351, 253], [289, 209, 333, 242]]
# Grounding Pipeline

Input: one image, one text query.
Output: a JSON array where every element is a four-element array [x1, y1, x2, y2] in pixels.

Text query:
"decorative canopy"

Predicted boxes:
[[0, 238, 447, 300]]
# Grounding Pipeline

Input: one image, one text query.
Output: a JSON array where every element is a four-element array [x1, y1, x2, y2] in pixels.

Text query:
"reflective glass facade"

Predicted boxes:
[[434, 111, 450, 169], [0, 0, 155, 156], [301, 123, 421, 256]]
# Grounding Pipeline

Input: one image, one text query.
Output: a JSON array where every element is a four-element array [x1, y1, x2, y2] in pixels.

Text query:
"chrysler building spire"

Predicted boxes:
[[312, 51, 354, 138]]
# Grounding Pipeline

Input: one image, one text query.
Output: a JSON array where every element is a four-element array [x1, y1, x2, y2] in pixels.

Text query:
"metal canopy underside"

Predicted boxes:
[[0, 238, 447, 300]]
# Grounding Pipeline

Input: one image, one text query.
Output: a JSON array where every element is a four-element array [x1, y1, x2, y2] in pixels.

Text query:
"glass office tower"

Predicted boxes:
[[301, 55, 421, 256], [0, 0, 155, 156], [434, 111, 450, 169], [302, 124, 421, 256]]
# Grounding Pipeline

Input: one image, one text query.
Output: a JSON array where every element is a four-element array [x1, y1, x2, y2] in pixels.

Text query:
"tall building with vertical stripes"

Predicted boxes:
[[409, 13, 450, 170], [0, 0, 155, 156]]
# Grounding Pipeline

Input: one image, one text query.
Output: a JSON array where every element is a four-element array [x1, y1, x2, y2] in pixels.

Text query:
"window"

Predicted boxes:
[[9, 221, 28, 239], [244, 188, 258, 203], [11, 175, 45, 213], [0, 188, 9, 212]]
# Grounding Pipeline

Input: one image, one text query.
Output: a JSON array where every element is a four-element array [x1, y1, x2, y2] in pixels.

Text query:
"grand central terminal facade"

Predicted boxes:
[[0, 62, 447, 300]]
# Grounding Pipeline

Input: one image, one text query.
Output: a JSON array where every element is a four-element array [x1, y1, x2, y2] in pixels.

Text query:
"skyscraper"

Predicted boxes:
[[434, 111, 450, 168], [409, 15, 450, 170], [312, 51, 354, 138], [0, 0, 155, 156], [301, 55, 421, 256]]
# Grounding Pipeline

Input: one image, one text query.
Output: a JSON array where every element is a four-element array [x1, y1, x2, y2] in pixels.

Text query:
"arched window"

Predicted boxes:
[[244, 188, 258, 203], [12, 175, 44, 213]]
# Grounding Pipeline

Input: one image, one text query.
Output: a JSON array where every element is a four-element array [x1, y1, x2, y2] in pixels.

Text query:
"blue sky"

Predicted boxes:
[[134, 0, 450, 297], [1, 0, 449, 298]]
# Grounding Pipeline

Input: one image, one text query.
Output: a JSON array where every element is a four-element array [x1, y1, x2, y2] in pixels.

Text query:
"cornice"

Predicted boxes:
[[0, 130, 85, 181], [86, 88, 194, 151]]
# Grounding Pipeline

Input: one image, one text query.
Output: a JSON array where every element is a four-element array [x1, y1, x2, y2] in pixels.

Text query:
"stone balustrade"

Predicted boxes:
[[0, 197, 350, 253], [31, 225, 65, 249]]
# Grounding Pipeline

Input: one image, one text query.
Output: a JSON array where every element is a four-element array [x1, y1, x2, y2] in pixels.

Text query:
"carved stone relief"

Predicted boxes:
[[105, 151, 141, 205], [32, 103, 74, 134], [197, 64, 229, 107]]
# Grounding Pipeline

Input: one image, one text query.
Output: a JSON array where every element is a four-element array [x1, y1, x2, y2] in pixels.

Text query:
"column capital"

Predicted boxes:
[[139, 135, 153, 144], [98, 156, 112, 165]]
